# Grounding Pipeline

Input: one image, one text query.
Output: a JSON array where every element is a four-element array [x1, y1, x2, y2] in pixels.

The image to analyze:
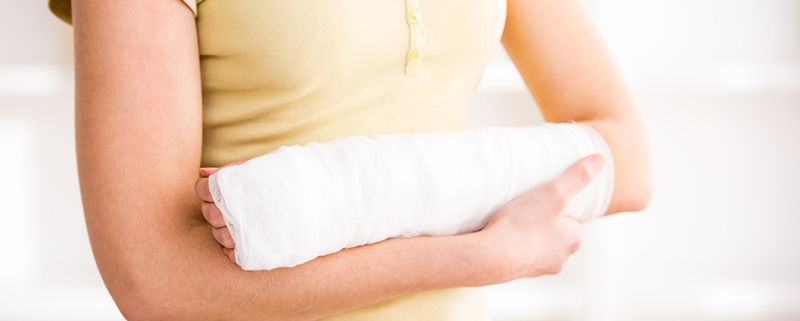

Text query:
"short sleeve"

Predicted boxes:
[[48, 0, 199, 25]]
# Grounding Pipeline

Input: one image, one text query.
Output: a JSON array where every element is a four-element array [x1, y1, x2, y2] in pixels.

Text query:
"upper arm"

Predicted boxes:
[[501, 0, 653, 213], [72, 0, 204, 312], [501, 0, 631, 122]]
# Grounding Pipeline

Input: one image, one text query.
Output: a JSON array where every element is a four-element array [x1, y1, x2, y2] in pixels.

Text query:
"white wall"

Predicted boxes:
[[1, 0, 799, 320]]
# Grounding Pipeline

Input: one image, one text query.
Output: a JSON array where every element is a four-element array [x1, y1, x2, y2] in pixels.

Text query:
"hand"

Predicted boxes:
[[194, 160, 247, 263], [479, 154, 605, 282]]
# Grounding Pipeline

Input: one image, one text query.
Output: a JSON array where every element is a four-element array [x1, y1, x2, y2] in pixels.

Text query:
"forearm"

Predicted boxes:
[[114, 207, 490, 321], [79, 135, 492, 321], [80, 165, 490, 320]]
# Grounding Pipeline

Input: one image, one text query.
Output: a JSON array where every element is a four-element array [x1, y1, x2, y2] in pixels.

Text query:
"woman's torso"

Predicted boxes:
[[201, 0, 506, 319], [197, 0, 507, 167]]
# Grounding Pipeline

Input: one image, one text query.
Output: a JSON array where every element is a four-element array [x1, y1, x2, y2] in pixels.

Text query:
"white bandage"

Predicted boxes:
[[209, 123, 614, 271]]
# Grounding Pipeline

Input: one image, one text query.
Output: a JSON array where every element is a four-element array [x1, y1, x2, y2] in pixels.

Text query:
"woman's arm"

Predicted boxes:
[[72, 0, 588, 320], [71, 1, 482, 319], [502, 0, 654, 214]]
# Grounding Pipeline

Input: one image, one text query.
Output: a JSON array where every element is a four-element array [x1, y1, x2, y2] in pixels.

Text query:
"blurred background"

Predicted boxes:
[[1, 0, 798, 320]]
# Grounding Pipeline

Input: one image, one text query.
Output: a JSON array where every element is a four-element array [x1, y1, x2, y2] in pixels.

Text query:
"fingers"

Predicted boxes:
[[223, 247, 236, 263], [202, 201, 226, 227], [195, 160, 244, 265], [212, 226, 236, 248], [535, 154, 605, 212], [560, 153, 605, 196], [194, 177, 214, 202]]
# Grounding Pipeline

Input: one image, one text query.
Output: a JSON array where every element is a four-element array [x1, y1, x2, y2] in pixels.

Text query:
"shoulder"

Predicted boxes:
[[48, 0, 199, 25]]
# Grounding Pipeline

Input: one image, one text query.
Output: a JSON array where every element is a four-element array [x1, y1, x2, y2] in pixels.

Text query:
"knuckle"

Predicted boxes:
[[574, 163, 594, 188], [569, 240, 582, 254], [193, 178, 205, 197], [550, 189, 569, 210], [202, 202, 226, 227], [539, 182, 569, 209], [566, 223, 583, 253], [574, 228, 584, 245], [547, 263, 564, 275], [221, 227, 235, 246], [540, 182, 559, 198], [210, 215, 224, 227], [194, 178, 212, 201], [212, 227, 228, 246], [554, 191, 570, 210]]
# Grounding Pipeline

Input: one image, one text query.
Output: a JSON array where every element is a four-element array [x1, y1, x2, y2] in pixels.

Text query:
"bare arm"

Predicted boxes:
[[72, 1, 496, 320], [502, 0, 654, 214]]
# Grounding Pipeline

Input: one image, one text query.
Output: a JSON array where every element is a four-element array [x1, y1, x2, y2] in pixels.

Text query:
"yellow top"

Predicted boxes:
[[50, 0, 506, 319]]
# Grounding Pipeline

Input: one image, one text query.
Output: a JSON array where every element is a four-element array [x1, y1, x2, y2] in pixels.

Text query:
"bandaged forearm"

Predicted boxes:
[[209, 123, 614, 271]]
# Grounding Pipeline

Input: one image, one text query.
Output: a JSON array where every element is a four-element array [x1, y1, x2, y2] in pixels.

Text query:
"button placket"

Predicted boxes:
[[404, 0, 424, 77]]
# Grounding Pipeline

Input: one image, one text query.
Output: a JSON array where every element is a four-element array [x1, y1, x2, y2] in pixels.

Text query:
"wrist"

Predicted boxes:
[[458, 231, 514, 286]]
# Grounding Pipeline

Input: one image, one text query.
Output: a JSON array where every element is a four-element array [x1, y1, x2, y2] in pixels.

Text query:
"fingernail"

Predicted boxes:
[[591, 154, 605, 170], [199, 168, 213, 178]]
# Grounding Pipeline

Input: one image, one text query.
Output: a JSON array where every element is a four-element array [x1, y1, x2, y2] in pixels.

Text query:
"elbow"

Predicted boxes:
[[607, 169, 653, 214], [616, 151, 654, 213], [627, 175, 653, 212], [113, 285, 183, 321], [116, 298, 165, 321], [581, 113, 653, 214], [107, 268, 203, 321], [609, 115, 654, 213], [627, 135, 655, 212]]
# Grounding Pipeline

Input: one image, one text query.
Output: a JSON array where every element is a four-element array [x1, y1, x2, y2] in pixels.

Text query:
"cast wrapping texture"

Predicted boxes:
[[209, 123, 614, 271]]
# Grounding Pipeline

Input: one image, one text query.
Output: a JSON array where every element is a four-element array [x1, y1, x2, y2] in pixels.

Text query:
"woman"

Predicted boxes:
[[49, 0, 652, 319]]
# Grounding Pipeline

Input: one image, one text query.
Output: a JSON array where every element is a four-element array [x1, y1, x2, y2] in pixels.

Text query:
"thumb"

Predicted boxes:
[[533, 154, 605, 214]]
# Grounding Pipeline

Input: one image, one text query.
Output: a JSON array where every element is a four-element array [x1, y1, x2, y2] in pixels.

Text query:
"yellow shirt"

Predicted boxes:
[[50, 0, 506, 319]]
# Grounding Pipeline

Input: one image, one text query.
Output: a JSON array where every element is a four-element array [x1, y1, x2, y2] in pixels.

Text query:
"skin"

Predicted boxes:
[[71, 0, 652, 320]]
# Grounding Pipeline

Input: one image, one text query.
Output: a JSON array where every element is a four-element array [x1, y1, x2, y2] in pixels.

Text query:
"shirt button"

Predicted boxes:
[[408, 12, 420, 25], [408, 51, 420, 63]]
